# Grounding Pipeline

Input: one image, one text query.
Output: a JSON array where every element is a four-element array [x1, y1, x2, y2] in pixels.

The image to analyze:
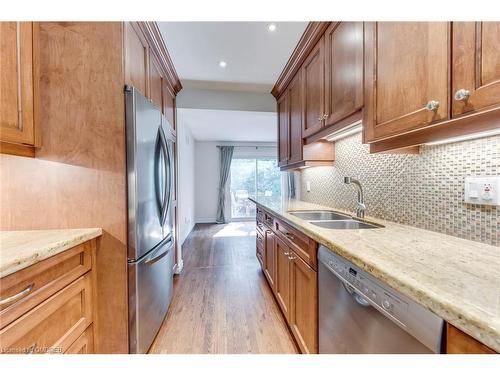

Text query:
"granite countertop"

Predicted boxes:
[[250, 196, 500, 352], [0, 228, 102, 279]]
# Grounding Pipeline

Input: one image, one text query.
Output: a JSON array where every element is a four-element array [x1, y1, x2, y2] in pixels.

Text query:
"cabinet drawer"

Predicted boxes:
[[0, 242, 92, 329], [275, 219, 317, 269], [256, 219, 266, 233], [65, 324, 94, 354], [264, 212, 274, 228], [0, 274, 93, 354], [256, 207, 265, 222]]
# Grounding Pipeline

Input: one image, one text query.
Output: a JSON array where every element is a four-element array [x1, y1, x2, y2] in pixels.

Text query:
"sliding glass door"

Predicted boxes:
[[229, 156, 281, 220]]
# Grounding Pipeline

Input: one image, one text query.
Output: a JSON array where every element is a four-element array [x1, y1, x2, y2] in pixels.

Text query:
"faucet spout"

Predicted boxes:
[[344, 177, 365, 218]]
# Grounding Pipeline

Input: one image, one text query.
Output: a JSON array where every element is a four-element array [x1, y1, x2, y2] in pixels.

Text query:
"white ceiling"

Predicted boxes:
[[179, 108, 277, 142], [158, 22, 308, 86]]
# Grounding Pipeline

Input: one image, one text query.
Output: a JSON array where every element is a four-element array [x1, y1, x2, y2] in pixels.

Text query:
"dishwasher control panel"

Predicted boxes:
[[324, 251, 409, 326]]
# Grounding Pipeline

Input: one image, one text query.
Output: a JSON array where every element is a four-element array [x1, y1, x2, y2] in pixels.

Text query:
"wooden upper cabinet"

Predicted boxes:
[[124, 22, 149, 96], [288, 73, 303, 164], [148, 50, 164, 110], [290, 251, 318, 354], [364, 22, 451, 142], [452, 22, 500, 117], [277, 92, 289, 167], [0, 22, 36, 153], [324, 22, 364, 127], [163, 83, 175, 131], [301, 37, 325, 138]]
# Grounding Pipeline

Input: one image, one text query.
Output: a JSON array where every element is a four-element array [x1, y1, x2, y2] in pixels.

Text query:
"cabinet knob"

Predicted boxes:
[[454, 89, 471, 101], [323, 114, 329, 120], [425, 100, 440, 111]]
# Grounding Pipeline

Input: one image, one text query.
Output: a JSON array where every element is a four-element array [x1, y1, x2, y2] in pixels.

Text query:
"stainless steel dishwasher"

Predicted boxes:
[[318, 245, 444, 354]]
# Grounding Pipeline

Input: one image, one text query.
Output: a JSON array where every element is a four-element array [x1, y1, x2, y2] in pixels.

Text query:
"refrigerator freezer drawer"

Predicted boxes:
[[128, 238, 174, 354]]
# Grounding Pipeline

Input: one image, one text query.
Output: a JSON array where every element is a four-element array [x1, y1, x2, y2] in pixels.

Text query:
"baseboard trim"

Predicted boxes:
[[195, 218, 217, 224], [173, 259, 184, 274]]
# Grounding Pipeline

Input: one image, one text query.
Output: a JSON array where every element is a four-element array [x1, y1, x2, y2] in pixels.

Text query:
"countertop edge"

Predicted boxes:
[[0, 228, 103, 279], [250, 198, 500, 353]]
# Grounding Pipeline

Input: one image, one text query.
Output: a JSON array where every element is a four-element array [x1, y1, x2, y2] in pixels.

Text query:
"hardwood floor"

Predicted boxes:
[[149, 222, 298, 354]]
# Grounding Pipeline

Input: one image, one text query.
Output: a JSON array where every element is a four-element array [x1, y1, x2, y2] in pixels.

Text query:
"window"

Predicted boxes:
[[229, 152, 281, 220]]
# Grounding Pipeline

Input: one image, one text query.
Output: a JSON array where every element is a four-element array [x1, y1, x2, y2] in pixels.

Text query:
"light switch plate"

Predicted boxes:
[[306, 181, 311, 192], [464, 176, 500, 206]]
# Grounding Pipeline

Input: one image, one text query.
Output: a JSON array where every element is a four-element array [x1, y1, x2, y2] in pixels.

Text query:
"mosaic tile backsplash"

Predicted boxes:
[[299, 132, 500, 246]]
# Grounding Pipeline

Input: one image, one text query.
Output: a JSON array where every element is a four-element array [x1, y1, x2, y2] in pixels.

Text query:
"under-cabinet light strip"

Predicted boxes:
[[325, 120, 363, 142], [425, 128, 500, 146]]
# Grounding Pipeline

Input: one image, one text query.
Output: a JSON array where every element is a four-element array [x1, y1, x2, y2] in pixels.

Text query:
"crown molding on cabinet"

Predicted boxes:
[[136, 22, 183, 95], [271, 22, 331, 98]]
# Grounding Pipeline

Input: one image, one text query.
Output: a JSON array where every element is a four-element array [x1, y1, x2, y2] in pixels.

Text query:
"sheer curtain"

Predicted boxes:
[[216, 146, 234, 223]]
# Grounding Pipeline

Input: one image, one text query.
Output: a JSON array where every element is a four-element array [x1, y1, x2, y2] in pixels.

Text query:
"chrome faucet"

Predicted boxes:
[[344, 177, 366, 218]]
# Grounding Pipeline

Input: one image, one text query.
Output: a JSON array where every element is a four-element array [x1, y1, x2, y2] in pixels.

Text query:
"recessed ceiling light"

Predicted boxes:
[[268, 23, 277, 32], [219, 61, 227, 68]]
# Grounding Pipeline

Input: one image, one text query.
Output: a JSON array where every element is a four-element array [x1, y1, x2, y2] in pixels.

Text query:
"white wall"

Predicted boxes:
[[177, 123, 196, 244], [194, 142, 220, 223]]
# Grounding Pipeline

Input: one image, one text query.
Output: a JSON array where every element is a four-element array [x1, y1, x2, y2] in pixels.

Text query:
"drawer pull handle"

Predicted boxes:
[[284, 252, 290, 256], [288, 256, 297, 261], [0, 283, 35, 306], [285, 232, 295, 240], [425, 100, 440, 111], [454, 88, 470, 101]]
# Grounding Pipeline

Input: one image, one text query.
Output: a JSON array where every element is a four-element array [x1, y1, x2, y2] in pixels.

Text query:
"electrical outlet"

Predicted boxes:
[[464, 176, 500, 206]]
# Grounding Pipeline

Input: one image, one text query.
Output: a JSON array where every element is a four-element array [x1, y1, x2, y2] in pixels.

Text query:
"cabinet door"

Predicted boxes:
[[0, 22, 35, 146], [289, 252, 318, 354], [65, 325, 94, 354], [277, 92, 289, 167], [364, 22, 450, 142], [301, 37, 325, 138], [149, 50, 164, 110], [275, 236, 291, 321], [256, 226, 265, 270], [163, 82, 176, 131], [288, 72, 303, 164], [264, 229, 276, 291], [124, 22, 149, 96], [447, 324, 495, 354], [452, 22, 500, 117], [324, 22, 364, 127]]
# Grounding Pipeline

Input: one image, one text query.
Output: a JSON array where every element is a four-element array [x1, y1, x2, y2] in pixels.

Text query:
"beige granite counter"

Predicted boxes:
[[250, 197, 500, 352], [0, 228, 102, 278]]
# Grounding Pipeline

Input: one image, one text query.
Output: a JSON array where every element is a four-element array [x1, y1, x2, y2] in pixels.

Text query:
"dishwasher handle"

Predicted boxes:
[[343, 281, 370, 307]]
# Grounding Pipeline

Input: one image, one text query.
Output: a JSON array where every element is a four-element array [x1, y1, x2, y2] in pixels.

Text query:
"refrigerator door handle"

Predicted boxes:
[[154, 128, 164, 220], [158, 127, 171, 226], [144, 238, 173, 265]]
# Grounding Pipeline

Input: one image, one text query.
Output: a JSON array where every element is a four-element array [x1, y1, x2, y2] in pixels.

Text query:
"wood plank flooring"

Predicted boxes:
[[149, 222, 298, 354]]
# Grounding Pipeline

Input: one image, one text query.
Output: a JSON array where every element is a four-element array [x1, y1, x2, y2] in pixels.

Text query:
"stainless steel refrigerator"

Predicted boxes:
[[125, 86, 175, 354]]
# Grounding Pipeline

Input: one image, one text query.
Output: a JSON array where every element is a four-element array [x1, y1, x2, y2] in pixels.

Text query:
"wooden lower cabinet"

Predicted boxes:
[[256, 207, 318, 354], [263, 228, 276, 291], [65, 325, 94, 354], [0, 239, 97, 354], [289, 253, 318, 354], [447, 324, 496, 354], [275, 236, 292, 321]]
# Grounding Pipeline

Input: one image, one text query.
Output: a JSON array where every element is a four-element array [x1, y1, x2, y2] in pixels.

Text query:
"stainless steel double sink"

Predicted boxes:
[[288, 210, 383, 230]]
